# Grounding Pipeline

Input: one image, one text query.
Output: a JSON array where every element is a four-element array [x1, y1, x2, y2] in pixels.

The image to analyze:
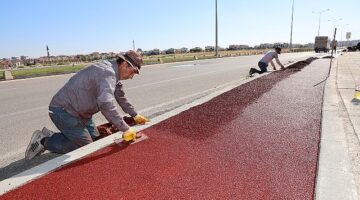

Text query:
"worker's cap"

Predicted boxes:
[[118, 50, 143, 74], [274, 47, 282, 54]]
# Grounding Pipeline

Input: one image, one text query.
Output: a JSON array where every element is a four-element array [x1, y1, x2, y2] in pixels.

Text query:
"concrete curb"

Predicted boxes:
[[315, 56, 359, 200]]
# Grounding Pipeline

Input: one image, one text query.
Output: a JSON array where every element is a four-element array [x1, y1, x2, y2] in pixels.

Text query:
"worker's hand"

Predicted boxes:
[[97, 123, 118, 136], [123, 116, 137, 126], [110, 124, 119, 133], [122, 127, 137, 142], [133, 115, 150, 125]]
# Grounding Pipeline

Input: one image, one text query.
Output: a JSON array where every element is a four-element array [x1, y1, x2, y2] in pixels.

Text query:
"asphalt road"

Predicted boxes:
[[0, 52, 324, 176]]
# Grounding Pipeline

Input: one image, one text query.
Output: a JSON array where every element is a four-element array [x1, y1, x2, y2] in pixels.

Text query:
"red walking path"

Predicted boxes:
[[1, 58, 330, 200]]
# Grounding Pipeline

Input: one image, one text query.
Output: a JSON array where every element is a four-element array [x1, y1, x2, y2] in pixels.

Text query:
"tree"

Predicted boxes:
[[205, 46, 215, 52], [189, 47, 203, 53]]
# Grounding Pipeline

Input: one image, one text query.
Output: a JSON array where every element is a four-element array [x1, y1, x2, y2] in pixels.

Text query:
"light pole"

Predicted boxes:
[[328, 18, 342, 25], [328, 18, 343, 33], [328, 19, 342, 51], [215, 0, 218, 56], [340, 23, 349, 47], [312, 9, 330, 36], [289, 0, 294, 51]]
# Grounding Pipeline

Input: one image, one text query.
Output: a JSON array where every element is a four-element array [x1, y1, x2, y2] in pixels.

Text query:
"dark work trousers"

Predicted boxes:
[[252, 62, 268, 74]]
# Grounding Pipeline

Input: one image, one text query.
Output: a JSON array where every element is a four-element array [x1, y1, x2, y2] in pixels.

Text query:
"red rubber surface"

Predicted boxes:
[[1, 59, 329, 200]]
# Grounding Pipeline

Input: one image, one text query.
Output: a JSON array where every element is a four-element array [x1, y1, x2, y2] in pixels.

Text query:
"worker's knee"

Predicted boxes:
[[258, 62, 268, 73], [45, 132, 94, 154], [72, 136, 94, 148]]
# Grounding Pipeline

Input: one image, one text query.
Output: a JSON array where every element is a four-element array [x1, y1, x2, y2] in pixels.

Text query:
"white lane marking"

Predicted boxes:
[[127, 68, 233, 90], [0, 73, 73, 84], [0, 70, 240, 119], [171, 64, 196, 68], [0, 69, 242, 121], [0, 88, 17, 92], [136, 78, 247, 114], [0, 106, 48, 119]]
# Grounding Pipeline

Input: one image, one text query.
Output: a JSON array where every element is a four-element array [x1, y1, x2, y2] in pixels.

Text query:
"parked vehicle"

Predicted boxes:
[[347, 44, 360, 52], [314, 36, 330, 53], [347, 46, 358, 52]]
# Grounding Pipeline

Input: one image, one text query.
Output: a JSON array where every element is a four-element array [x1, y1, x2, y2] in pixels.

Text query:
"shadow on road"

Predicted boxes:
[[0, 152, 61, 181]]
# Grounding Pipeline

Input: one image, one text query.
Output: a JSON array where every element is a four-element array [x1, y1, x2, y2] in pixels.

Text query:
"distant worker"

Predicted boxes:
[[25, 50, 150, 160], [249, 47, 285, 77], [332, 40, 337, 52]]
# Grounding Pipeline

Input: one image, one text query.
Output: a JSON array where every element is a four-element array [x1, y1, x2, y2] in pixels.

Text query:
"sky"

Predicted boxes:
[[0, 0, 359, 58]]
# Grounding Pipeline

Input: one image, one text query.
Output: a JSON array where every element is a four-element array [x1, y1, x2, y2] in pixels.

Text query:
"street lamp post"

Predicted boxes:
[[340, 23, 349, 47], [289, 0, 294, 51], [328, 19, 342, 51], [215, 0, 218, 56], [328, 18, 342, 26], [312, 9, 330, 36], [328, 18, 343, 33]]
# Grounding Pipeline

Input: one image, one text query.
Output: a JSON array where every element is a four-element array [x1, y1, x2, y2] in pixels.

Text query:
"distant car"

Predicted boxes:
[[347, 46, 358, 52]]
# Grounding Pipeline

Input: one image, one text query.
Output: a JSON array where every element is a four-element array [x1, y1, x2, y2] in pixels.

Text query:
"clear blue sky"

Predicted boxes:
[[1, 0, 359, 58]]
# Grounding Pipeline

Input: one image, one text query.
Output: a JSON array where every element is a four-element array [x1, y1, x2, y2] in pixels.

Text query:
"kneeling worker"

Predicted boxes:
[[249, 47, 285, 77], [25, 50, 149, 160]]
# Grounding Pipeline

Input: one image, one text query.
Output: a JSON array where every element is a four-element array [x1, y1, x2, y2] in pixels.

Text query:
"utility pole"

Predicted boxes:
[[289, 0, 294, 51], [215, 0, 218, 56], [46, 45, 50, 57], [132, 40, 135, 51], [46, 45, 50, 65]]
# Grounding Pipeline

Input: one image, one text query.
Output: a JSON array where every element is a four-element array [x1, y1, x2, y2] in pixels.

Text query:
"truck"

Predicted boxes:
[[314, 36, 330, 53]]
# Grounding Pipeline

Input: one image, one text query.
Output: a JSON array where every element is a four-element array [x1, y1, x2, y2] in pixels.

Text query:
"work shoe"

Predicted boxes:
[[25, 130, 47, 160], [249, 68, 256, 77], [41, 127, 54, 137]]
